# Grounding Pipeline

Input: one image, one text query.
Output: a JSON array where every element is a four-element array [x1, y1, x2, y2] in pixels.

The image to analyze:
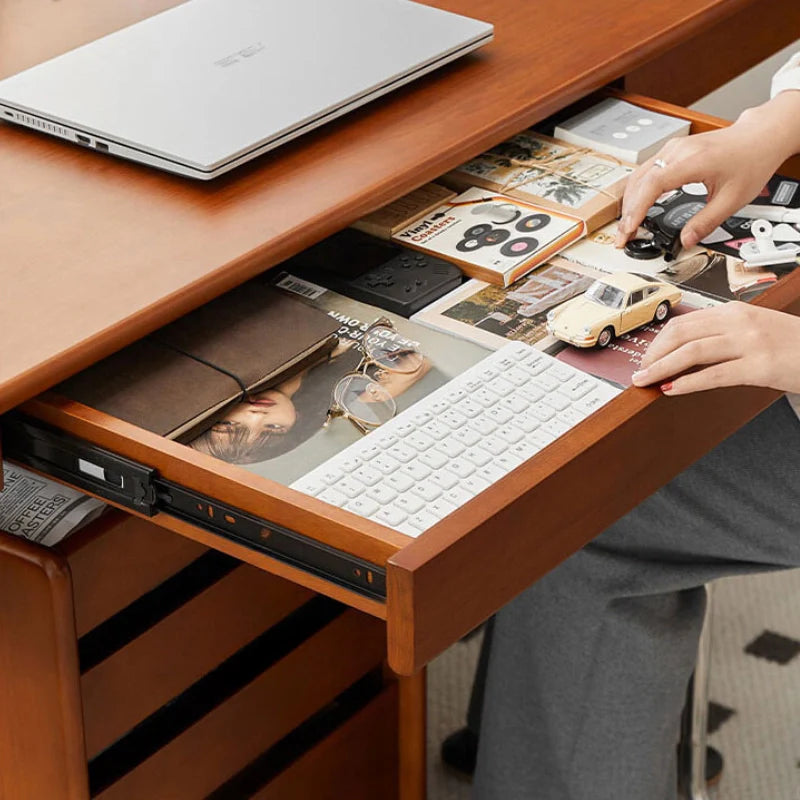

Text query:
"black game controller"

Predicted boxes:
[[285, 229, 463, 318]]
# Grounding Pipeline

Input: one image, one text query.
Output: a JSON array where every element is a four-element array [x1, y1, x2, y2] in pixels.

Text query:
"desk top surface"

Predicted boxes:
[[0, 0, 756, 414]]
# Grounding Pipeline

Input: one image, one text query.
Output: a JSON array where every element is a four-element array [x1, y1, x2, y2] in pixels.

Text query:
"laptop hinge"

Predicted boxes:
[[2, 414, 386, 601]]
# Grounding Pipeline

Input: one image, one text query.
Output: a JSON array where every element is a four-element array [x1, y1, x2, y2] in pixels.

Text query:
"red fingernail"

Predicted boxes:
[[660, 382, 673, 393]]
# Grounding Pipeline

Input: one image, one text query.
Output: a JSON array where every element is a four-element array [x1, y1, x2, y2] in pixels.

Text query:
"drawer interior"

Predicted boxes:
[[5, 91, 800, 675]]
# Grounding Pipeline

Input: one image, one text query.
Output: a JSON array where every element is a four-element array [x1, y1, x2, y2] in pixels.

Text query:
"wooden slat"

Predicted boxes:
[[625, 0, 800, 106], [251, 684, 399, 800], [398, 671, 427, 800], [0, 0, 773, 413], [82, 565, 311, 757], [96, 610, 385, 800], [57, 511, 207, 637], [0, 532, 88, 800]]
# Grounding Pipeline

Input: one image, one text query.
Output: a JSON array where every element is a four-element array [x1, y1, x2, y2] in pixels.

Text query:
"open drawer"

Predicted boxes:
[[4, 93, 800, 676]]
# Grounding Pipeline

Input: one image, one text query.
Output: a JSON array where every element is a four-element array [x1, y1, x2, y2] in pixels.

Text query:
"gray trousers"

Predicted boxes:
[[472, 397, 800, 800]]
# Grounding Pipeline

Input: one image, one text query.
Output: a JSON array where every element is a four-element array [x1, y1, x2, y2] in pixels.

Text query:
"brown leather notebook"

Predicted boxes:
[[57, 284, 340, 440]]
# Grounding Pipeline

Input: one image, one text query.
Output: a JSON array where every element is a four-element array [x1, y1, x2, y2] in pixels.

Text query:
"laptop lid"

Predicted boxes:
[[0, 0, 493, 179]]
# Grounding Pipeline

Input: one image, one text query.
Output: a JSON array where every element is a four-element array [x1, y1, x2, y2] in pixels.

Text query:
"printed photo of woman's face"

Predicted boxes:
[[210, 388, 296, 443]]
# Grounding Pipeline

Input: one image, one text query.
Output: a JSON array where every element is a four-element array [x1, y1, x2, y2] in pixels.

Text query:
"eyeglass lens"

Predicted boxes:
[[333, 373, 396, 426], [363, 326, 424, 374]]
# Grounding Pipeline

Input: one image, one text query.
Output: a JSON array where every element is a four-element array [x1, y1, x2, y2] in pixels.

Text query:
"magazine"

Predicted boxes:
[[188, 274, 490, 486], [411, 257, 597, 350], [554, 296, 717, 387]]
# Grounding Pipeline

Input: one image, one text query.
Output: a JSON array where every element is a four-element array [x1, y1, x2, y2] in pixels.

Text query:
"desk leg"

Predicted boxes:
[[398, 669, 427, 800], [0, 533, 88, 800]]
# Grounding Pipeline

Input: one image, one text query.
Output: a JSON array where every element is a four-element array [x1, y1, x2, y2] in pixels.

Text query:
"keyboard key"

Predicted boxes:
[[385, 471, 415, 494], [495, 355, 518, 371], [339, 457, 364, 473], [486, 406, 514, 425], [374, 433, 399, 449], [575, 392, 610, 415], [469, 416, 498, 437], [442, 486, 475, 507], [542, 418, 571, 438], [352, 465, 382, 487], [372, 454, 402, 475], [347, 496, 380, 517], [449, 459, 476, 479], [542, 392, 570, 412], [505, 367, 531, 387], [406, 431, 436, 452], [445, 387, 468, 404], [537, 373, 559, 393], [500, 395, 530, 414], [428, 498, 457, 519], [402, 461, 432, 481], [429, 399, 451, 415], [421, 420, 451, 440], [411, 409, 434, 427], [496, 425, 524, 444], [546, 363, 575, 382], [295, 479, 324, 496], [318, 487, 348, 507], [374, 506, 408, 527], [481, 436, 507, 456], [407, 511, 440, 532], [452, 427, 482, 447], [518, 415, 540, 434], [527, 402, 554, 422], [366, 484, 398, 505], [394, 421, 417, 438], [487, 377, 515, 397], [335, 478, 366, 499], [494, 451, 523, 472], [386, 444, 417, 463], [320, 468, 344, 486], [528, 429, 556, 449], [476, 366, 499, 383], [476, 463, 507, 483], [440, 409, 468, 429], [559, 407, 587, 426], [456, 398, 483, 418], [462, 377, 484, 393], [518, 383, 545, 403], [436, 438, 466, 459], [461, 474, 491, 494], [463, 447, 492, 467], [429, 469, 459, 491], [395, 494, 425, 515], [522, 353, 549, 375], [359, 443, 382, 461], [419, 449, 449, 470], [411, 482, 442, 502], [509, 440, 541, 460], [473, 388, 499, 408], [565, 376, 596, 400]]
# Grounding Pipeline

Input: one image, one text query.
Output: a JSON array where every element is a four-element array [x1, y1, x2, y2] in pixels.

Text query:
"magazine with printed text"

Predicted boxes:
[[189, 273, 490, 486]]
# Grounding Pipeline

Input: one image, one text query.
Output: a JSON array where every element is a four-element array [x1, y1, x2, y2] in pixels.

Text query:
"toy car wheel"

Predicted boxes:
[[654, 301, 671, 323], [597, 327, 614, 348]]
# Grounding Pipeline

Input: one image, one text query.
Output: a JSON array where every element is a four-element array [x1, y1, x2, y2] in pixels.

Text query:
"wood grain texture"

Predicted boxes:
[[0, 532, 88, 800], [0, 0, 771, 413], [58, 511, 207, 636], [384, 94, 800, 675], [82, 566, 311, 757], [251, 684, 399, 800], [96, 610, 385, 800], [625, 0, 800, 106], [398, 670, 427, 800]]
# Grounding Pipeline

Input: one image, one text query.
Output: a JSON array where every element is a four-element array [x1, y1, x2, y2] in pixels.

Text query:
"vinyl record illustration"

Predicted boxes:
[[464, 224, 493, 238], [515, 213, 551, 233], [456, 237, 485, 253], [481, 228, 510, 246], [500, 237, 539, 257]]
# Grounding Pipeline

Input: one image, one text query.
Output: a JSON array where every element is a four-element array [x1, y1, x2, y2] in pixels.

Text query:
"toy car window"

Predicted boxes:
[[629, 290, 645, 305], [586, 281, 624, 309]]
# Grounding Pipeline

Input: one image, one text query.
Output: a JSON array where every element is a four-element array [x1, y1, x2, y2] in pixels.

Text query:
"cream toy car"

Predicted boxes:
[[546, 272, 682, 348]]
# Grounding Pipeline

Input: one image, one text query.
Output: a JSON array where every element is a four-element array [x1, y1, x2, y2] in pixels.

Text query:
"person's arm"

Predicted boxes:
[[620, 56, 800, 396]]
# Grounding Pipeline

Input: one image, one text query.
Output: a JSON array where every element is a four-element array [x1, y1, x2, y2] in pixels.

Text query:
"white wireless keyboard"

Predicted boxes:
[[291, 342, 620, 537]]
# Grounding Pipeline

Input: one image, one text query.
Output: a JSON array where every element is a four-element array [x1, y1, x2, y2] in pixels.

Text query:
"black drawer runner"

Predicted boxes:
[[1, 414, 386, 601]]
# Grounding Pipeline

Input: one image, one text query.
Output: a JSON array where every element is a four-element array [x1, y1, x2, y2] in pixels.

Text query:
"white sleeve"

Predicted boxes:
[[771, 52, 800, 98]]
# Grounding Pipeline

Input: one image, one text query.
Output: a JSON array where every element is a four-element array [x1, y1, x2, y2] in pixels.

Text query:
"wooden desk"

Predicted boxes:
[[2, 1, 800, 798]]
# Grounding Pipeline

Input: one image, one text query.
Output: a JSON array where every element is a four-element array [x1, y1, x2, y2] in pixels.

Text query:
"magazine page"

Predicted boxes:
[[411, 258, 597, 350], [188, 274, 490, 486]]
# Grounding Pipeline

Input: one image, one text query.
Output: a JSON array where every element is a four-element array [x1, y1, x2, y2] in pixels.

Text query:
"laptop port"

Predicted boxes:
[[76, 134, 90, 145], [95, 141, 109, 152]]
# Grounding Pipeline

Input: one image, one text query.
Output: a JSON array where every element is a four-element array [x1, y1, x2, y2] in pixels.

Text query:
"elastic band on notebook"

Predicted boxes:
[[150, 338, 251, 399]]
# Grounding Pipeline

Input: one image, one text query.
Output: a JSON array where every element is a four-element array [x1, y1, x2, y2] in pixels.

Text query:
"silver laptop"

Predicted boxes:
[[0, 0, 492, 180]]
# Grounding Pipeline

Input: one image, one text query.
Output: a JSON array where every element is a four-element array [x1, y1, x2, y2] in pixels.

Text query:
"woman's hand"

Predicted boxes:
[[616, 91, 800, 249], [631, 302, 800, 396]]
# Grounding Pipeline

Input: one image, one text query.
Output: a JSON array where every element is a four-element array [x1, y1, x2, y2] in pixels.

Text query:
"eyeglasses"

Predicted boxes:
[[325, 318, 424, 434]]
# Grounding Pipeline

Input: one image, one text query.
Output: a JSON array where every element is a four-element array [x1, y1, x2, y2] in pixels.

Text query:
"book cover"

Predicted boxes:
[[351, 182, 457, 240], [443, 130, 633, 231], [392, 187, 586, 286], [554, 98, 690, 164], [411, 257, 596, 350], [188, 274, 490, 486], [57, 283, 340, 440]]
